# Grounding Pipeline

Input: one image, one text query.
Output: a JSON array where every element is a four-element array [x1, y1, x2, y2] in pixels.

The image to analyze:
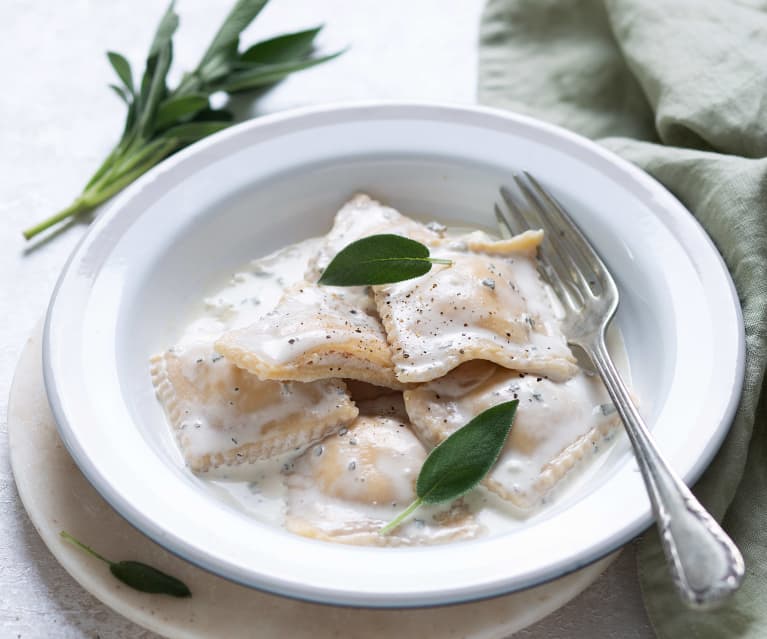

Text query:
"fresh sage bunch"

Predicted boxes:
[[60, 531, 191, 597], [317, 234, 453, 286], [23, 0, 341, 241], [380, 400, 518, 535]]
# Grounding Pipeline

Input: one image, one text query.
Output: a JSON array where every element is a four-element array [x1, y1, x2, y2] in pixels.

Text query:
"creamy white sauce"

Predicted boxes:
[[179, 238, 323, 346], [176, 238, 323, 524], [168, 229, 631, 538], [376, 244, 576, 383]]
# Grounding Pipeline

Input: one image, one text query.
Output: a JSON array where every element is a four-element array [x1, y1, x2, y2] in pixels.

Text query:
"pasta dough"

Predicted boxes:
[[150, 341, 358, 472], [215, 283, 405, 389], [374, 237, 578, 383], [285, 396, 480, 545], [305, 192, 444, 281], [404, 361, 620, 509], [149, 192, 630, 545]]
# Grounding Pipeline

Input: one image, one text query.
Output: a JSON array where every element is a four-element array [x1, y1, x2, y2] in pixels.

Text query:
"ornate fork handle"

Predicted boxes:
[[585, 333, 745, 608]]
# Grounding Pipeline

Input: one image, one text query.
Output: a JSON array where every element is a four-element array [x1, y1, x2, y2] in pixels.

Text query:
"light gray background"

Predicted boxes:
[[0, 1, 654, 636]]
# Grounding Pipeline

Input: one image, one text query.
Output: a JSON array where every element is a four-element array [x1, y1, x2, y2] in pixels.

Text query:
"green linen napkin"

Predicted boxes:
[[479, 1, 767, 636]]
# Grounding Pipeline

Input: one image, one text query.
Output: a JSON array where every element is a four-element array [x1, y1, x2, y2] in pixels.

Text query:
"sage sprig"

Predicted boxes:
[[380, 400, 518, 535], [318, 234, 453, 286], [23, 0, 342, 241], [60, 531, 191, 597]]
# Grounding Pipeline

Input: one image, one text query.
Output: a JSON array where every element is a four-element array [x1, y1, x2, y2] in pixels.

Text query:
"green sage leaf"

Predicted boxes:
[[110, 561, 192, 598], [137, 2, 179, 135], [147, 1, 180, 59], [240, 26, 322, 64], [190, 107, 234, 122], [198, 0, 268, 70], [155, 94, 209, 129], [107, 51, 134, 95], [138, 42, 173, 137], [109, 84, 131, 105], [22, 0, 344, 242], [318, 234, 451, 286], [160, 120, 231, 143], [417, 400, 518, 503], [60, 531, 191, 598], [380, 401, 518, 535], [219, 52, 342, 92]]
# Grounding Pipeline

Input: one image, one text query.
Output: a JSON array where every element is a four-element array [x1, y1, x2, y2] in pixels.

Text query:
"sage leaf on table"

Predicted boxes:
[[60, 531, 191, 597], [23, 0, 343, 241], [380, 400, 518, 535], [317, 234, 453, 286]]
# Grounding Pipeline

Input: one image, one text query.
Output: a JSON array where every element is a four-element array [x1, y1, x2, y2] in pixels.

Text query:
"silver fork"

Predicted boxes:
[[496, 172, 744, 609]]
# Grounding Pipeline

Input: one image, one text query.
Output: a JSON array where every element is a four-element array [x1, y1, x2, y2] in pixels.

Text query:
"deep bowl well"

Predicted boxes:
[[44, 103, 744, 607]]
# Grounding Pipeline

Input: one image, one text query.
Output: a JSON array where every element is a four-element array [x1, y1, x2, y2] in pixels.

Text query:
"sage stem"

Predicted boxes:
[[60, 531, 111, 565], [379, 497, 423, 536]]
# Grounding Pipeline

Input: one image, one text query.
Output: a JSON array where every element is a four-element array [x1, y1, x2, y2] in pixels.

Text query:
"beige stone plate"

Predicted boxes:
[[8, 327, 617, 639]]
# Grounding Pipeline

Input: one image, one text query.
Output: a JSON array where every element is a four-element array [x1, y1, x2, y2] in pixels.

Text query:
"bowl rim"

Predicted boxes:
[[43, 100, 745, 607]]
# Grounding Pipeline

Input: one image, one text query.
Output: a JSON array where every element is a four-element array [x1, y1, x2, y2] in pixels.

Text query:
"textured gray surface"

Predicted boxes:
[[0, 1, 654, 636]]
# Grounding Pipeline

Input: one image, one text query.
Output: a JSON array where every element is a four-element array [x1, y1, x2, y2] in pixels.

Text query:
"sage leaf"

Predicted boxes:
[[60, 531, 191, 598], [241, 26, 322, 64], [191, 107, 234, 122], [155, 94, 209, 129], [109, 84, 131, 105], [380, 400, 518, 535], [198, 0, 268, 70], [418, 400, 518, 502], [218, 52, 343, 92], [160, 121, 232, 143], [22, 0, 343, 242], [318, 234, 452, 286], [138, 41, 173, 137], [147, 1, 180, 59], [107, 51, 134, 95], [110, 561, 192, 598]]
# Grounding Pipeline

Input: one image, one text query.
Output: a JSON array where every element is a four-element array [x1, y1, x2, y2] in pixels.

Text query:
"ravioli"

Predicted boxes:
[[345, 380, 406, 403], [404, 361, 621, 509], [150, 341, 358, 472], [285, 394, 480, 546], [215, 283, 405, 389], [374, 237, 578, 383], [447, 228, 544, 255], [305, 193, 445, 281], [149, 192, 631, 545]]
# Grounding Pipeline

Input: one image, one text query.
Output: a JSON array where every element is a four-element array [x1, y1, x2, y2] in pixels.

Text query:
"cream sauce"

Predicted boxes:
[[179, 238, 323, 346], [404, 364, 620, 509], [175, 238, 325, 520], [375, 244, 577, 383], [167, 229, 631, 538]]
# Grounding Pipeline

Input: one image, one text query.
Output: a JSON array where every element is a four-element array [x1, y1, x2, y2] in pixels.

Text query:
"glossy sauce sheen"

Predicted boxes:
[[170, 233, 629, 536], [177, 239, 324, 517]]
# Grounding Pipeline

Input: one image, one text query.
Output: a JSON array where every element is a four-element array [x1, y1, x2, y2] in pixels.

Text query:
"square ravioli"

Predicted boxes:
[[302, 192, 446, 317], [150, 341, 358, 472], [403, 361, 621, 509], [285, 395, 481, 546], [215, 283, 406, 389], [374, 235, 578, 383], [304, 193, 445, 281]]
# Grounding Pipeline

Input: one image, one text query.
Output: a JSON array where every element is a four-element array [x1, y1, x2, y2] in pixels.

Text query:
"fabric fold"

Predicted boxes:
[[480, 2, 767, 637]]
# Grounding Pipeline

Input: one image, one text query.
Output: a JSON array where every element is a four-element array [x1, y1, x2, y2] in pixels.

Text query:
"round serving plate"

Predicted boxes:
[[9, 325, 622, 639], [43, 102, 744, 607]]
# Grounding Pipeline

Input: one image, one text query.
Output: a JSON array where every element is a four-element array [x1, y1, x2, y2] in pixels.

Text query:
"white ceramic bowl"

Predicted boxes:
[[44, 103, 744, 607]]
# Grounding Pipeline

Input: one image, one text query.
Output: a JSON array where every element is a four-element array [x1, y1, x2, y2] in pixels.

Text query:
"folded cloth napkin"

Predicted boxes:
[[479, 0, 767, 636]]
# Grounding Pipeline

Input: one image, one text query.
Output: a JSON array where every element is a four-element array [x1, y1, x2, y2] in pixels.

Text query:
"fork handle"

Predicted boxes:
[[584, 335, 744, 608]]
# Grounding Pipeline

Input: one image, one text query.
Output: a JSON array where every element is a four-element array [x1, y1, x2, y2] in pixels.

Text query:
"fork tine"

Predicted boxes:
[[514, 174, 600, 299], [499, 184, 584, 310], [494, 202, 526, 237], [521, 172, 608, 292], [494, 204, 512, 238]]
